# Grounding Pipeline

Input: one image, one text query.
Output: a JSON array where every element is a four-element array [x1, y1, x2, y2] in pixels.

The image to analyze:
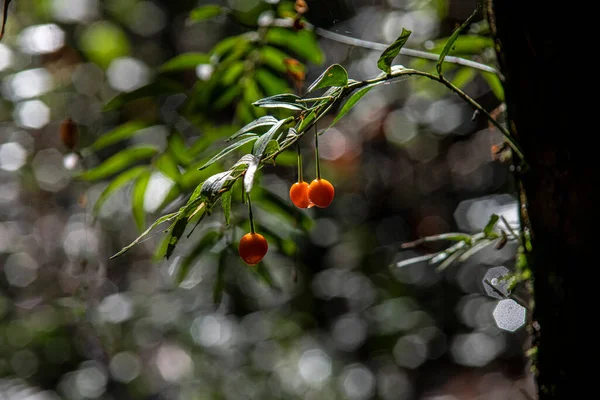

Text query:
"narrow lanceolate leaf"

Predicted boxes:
[[176, 230, 221, 284], [188, 5, 223, 23], [396, 254, 436, 268], [221, 190, 232, 225], [160, 52, 211, 72], [331, 85, 374, 126], [306, 64, 349, 93], [252, 94, 305, 111], [93, 166, 148, 217], [436, 4, 481, 75], [104, 80, 185, 111], [377, 28, 412, 74], [483, 214, 500, 236], [155, 153, 180, 182], [166, 216, 190, 260], [231, 154, 257, 171], [252, 117, 292, 160], [201, 171, 235, 198], [80, 146, 159, 181], [243, 155, 260, 193], [199, 136, 257, 170], [265, 28, 324, 65], [168, 131, 193, 166], [253, 264, 277, 288], [131, 170, 151, 232], [227, 115, 279, 142], [90, 121, 151, 151], [110, 212, 181, 259], [482, 71, 504, 101]]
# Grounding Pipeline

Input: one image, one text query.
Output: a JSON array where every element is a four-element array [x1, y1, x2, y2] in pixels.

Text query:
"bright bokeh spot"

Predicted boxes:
[[0, 142, 27, 171], [143, 172, 176, 213], [131, 2, 167, 36], [298, 349, 331, 387], [0, 44, 14, 71], [4, 68, 54, 101], [493, 299, 526, 332], [52, 0, 100, 23], [14, 100, 51, 129], [18, 24, 65, 55], [107, 57, 151, 92]]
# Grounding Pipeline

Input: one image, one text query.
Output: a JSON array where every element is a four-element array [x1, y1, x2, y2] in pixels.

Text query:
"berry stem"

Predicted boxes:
[[314, 123, 321, 180], [247, 194, 256, 234], [297, 143, 304, 182]]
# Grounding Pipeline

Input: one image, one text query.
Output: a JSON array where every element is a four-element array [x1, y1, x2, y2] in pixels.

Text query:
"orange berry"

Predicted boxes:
[[238, 232, 268, 266], [60, 117, 78, 150], [289, 181, 311, 208], [308, 178, 335, 208]]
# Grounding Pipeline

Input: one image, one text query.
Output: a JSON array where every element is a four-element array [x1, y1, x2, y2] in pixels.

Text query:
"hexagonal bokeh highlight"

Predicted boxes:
[[483, 266, 511, 299], [493, 299, 526, 332]]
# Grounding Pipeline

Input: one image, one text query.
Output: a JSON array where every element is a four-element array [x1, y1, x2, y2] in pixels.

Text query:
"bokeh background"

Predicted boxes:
[[0, 0, 534, 399]]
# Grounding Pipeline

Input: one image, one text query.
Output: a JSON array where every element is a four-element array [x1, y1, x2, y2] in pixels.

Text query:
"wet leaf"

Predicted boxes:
[[252, 117, 291, 160], [253, 93, 305, 111], [227, 115, 279, 142], [243, 155, 260, 193]]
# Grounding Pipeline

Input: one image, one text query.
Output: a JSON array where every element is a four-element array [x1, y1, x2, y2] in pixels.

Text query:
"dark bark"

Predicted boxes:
[[486, 1, 584, 398]]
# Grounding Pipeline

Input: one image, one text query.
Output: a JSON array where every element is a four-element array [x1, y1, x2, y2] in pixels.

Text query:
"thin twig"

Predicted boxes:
[[313, 27, 502, 77]]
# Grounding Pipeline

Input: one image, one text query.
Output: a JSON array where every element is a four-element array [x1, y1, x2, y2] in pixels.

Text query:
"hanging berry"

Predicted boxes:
[[239, 194, 268, 265], [289, 143, 311, 208], [308, 178, 335, 208], [308, 124, 335, 208]]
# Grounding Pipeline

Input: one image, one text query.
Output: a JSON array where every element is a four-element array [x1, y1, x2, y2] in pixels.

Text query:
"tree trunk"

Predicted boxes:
[[486, 1, 582, 398]]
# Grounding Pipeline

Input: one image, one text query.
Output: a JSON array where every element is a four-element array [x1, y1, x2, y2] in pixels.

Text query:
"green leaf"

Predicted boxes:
[[166, 216, 190, 259], [263, 139, 280, 159], [155, 153, 180, 182], [80, 146, 159, 181], [436, 4, 481, 75], [483, 214, 500, 236], [222, 61, 245, 86], [176, 231, 221, 284], [297, 109, 316, 132], [92, 166, 148, 217], [188, 5, 223, 23], [253, 94, 305, 111], [377, 28, 412, 74], [331, 85, 374, 126], [0, 0, 12, 41], [168, 131, 193, 166], [243, 155, 260, 193], [429, 35, 494, 56], [255, 68, 291, 97], [482, 71, 504, 101], [396, 254, 436, 268], [103, 80, 185, 111], [110, 211, 181, 259], [306, 64, 348, 93], [265, 28, 324, 65], [213, 84, 242, 110], [201, 171, 236, 198], [258, 46, 292, 73], [160, 52, 211, 72], [252, 117, 291, 160], [451, 67, 477, 89], [227, 115, 279, 142], [211, 35, 247, 58], [221, 190, 232, 225], [90, 121, 152, 151], [199, 136, 258, 170], [132, 170, 151, 231]]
